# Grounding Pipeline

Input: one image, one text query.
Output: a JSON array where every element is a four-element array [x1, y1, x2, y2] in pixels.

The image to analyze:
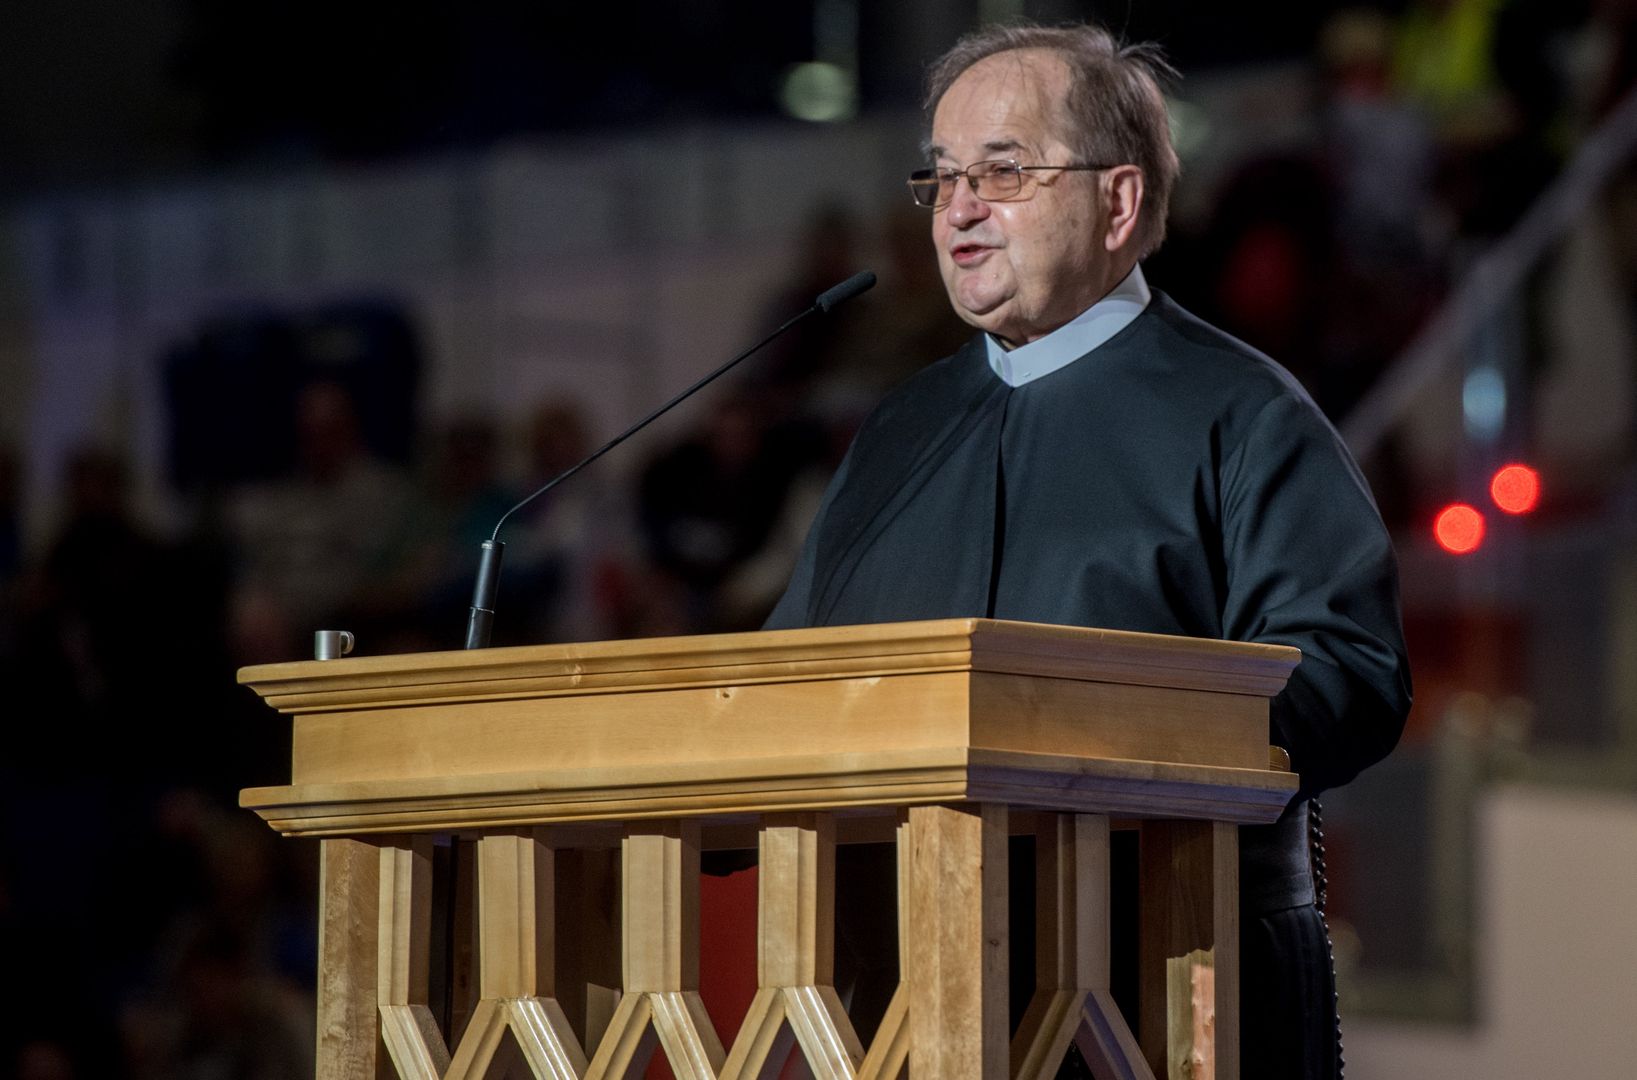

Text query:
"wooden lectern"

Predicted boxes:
[[240, 619, 1299, 1080]]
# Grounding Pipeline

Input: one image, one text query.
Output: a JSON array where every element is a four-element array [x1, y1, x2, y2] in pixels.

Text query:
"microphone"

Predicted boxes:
[[815, 271, 876, 313], [463, 269, 877, 649]]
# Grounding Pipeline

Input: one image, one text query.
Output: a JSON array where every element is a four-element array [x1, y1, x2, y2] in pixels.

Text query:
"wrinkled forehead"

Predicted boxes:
[[927, 49, 1075, 161]]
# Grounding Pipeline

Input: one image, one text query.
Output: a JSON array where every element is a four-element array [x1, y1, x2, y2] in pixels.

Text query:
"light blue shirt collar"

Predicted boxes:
[[985, 263, 1151, 387]]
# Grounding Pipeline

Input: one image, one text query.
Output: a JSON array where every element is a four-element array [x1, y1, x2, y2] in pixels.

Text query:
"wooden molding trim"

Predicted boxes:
[[239, 619, 1301, 714], [241, 748, 1297, 837]]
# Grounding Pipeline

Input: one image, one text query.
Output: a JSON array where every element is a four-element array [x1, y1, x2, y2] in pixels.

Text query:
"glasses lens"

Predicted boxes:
[[907, 171, 938, 207], [969, 160, 1023, 200], [907, 169, 947, 208]]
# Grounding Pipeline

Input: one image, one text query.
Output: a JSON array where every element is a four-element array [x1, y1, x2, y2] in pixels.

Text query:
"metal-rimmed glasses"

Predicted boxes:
[[906, 158, 1114, 209]]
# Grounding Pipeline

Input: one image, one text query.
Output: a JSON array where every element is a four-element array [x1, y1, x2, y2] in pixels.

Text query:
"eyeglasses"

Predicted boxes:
[[906, 158, 1113, 209]]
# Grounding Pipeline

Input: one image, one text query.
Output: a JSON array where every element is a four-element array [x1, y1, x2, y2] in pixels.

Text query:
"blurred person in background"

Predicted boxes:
[[639, 390, 824, 631], [117, 800, 313, 1080], [20, 448, 178, 742], [0, 443, 18, 585], [5, 445, 237, 1075], [716, 206, 973, 628], [0, 443, 23, 686], [505, 397, 623, 644], [753, 203, 871, 399], [228, 380, 416, 663], [377, 414, 515, 651]]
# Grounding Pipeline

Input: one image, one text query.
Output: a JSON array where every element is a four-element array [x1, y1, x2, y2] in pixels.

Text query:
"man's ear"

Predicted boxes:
[[1103, 165, 1145, 252]]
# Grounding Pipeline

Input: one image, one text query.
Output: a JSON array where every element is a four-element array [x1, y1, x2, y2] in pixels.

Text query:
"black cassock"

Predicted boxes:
[[766, 291, 1411, 1079]]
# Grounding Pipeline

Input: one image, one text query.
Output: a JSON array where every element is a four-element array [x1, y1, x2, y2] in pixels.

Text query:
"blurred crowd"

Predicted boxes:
[[1147, 0, 1637, 524], [0, 202, 972, 1078], [2, 2, 1635, 1076]]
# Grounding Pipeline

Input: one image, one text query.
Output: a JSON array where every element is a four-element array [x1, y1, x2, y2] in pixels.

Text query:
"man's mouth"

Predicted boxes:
[[950, 242, 993, 267]]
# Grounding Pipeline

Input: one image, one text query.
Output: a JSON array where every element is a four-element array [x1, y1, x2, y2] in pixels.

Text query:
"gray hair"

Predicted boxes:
[[925, 22, 1181, 258]]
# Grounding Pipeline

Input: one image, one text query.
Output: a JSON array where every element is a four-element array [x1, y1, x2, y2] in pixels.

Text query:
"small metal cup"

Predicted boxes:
[[314, 630, 355, 661]]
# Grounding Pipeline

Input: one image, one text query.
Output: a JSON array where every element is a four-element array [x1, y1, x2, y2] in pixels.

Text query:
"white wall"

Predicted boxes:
[[1347, 785, 1637, 1079]]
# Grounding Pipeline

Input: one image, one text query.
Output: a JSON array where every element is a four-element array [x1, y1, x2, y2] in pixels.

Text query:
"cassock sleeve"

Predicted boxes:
[[1218, 391, 1412, 798]]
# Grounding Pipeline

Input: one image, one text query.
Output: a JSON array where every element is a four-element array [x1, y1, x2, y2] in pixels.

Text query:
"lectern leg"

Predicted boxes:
[[855, 821, 914, 1080], [905, 803, 1008, 1080], [1137, 821, 1239, 1080], [316, 837, 390, 1079], [1013, 814, 1152, 1080], [378, 836, 447, 1078], [588, 821, 725, 1080]]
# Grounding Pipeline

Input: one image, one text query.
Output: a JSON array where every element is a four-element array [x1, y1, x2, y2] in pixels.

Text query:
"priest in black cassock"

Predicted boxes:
[[764, 22, 1411, 1080]]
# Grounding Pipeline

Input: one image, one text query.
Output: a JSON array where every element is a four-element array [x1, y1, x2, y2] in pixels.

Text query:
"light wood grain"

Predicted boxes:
[[583, 992, 658, 1080], [239, 618, 1299, 712], [854, 988, 909, 1080], [379, 829, 590, 1080], [614, 822, 727, 1080], [441, 998, 517, 1079], [316, 837, 387, 1080], [477, 829, 555, 999], [378, 836, 434, 1007], [243, 749, 1297, 838], [1010, 815, 1154, 1080], [1055, 815, 1108, 989], [1013, 990, 1083, 1080], [484, 840, 589, 1075], [896, 817, 911, 977], [1012, 815, 1101, 1080], [906, 803, 1008, 1080], [622, 822, 701, 993], [278, 668, 1276, 791], [1138, 821, 1238, 1080], [286, 672, 972, 786], [758, 813, 836, 987], [241, 620, 1296, 807], [506, 997, 591, 1080], [246, 623, 1294, 1080], [741, 814, 865, 1080], [376, 836, 445, 1078], [1165, 951, 1215, 1080], [1211, 823, 1238, 1080], [719, 987, 797, 1080], [969, 674, 1267, 771], [584, 984, 622, 1068], [782, 984, 862, 1080], [649, 990, 726, 1080], [379, 1004, 449, 1080]]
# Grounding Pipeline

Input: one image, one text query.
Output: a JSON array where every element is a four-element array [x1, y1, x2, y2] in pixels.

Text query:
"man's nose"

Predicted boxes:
[[944, 179, 990, 228]]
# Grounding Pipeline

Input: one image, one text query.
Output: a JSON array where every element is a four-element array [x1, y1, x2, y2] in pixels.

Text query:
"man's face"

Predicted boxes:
[[929, 50, 1113, 347]]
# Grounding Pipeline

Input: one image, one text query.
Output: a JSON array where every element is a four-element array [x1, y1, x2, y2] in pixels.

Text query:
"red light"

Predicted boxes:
[[1434, 504, 1485, 554], [1490, 464, 1540, 514]]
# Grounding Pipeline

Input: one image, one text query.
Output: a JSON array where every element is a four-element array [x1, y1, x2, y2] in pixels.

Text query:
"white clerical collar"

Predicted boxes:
[[985, 263, 1151, 387]]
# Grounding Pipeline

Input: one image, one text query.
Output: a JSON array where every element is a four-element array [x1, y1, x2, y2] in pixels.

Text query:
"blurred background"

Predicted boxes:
[[2, 0, 1635, 1076]]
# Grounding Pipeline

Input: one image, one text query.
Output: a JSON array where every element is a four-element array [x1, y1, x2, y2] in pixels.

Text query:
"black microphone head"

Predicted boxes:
[[814, 270, 877, 313]]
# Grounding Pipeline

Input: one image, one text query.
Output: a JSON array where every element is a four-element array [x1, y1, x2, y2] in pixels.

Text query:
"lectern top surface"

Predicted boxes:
[[238, 618, 1300, 710]]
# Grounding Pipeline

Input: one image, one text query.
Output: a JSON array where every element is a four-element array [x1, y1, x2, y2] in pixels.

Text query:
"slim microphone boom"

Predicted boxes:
[[814, 271, 876, 312], [463, 269, 877, 649]]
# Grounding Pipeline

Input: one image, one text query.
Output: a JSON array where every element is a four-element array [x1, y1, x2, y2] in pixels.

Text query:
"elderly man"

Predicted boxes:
[[766, 21, 1411, 1080]]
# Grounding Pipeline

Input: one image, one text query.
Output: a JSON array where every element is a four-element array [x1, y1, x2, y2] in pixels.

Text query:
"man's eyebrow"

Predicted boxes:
[[919, 137, 1029, 161]]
